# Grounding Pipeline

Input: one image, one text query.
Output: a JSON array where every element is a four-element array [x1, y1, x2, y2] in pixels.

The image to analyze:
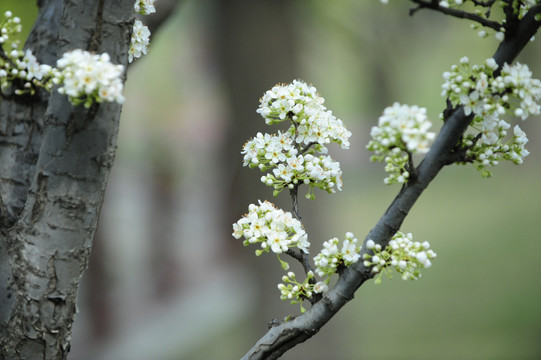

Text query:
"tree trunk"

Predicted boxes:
[[0, 1, 133, 358]]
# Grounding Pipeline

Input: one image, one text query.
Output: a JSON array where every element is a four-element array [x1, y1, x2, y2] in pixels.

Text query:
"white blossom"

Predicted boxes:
[[245, 80, 350, 199], [232, 201, 309, 255], [314, 233, 361, 277], [129, 20, 151, 63], [313, 281, 328, 293], [55, 49, 124, 106], [365, 232, 437, 282], [134, 0, 156, 15], [367, 103, 435, 184], [441, 58, 540, 176]]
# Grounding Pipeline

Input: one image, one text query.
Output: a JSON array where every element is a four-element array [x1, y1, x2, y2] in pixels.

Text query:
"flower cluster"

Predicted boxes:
[[0, 10, 127, 107], [55, 50, 125, 107], [313, 232, 361, 278], [129, 20, 151, 63], [367, 102, 436, 184], [442, 57, 541, 120], [275, 233, 360, 312], [462, 122, 530, 176], [277, 271, 328, 313], [442, 57, 540, 176], [134, 0, 156, 15], [256, 80, 351, 149], [0, 11, 56, 94], [256, 151, 342, 199], [0, 10, 20, 37], [232, 201, 362, 311], [130, 0, 155, 62], [234, 81, 358, 312], [516, 0, 540, 20], [363, 232, 437, 283], [232, 200, 309, 257], [243, 80, 351, 199]]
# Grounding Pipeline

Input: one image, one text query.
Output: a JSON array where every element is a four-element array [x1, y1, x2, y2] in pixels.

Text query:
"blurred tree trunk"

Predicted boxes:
[[0, 1, 133, 359]]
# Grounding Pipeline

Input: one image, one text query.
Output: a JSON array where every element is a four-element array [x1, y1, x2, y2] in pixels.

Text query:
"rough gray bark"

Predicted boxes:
[[0, 1, 134, 359], [0, 0, 62, 229], [242, 5, 541, 360]]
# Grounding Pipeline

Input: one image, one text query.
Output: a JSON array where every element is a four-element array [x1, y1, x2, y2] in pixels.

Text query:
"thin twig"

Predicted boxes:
[[0, 46, 17, 69], [288, 176, 319, 303], [405, 150, 417, 182], [289, 184, 301, 220], [284, 248, 319, 304], [471, 0, 497, 6], [299, 141, 316, 155], [409, 0, 502, 31]]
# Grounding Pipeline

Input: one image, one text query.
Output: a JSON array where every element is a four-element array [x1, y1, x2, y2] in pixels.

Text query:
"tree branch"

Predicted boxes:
[[409, 0, 502, 31], [289, 185, 301, 220], [241, 5, 541, 360]]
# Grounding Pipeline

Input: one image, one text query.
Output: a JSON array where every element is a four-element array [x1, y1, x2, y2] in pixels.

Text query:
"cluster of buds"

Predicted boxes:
[[442, 57, 540, 176], [233, 202, 366, 310], [367, 103, 435, 184], [277, 271, 328, 313], [313, 232, 361, 278], [363, 232, 437, 283], [0, 11, 56, 95]]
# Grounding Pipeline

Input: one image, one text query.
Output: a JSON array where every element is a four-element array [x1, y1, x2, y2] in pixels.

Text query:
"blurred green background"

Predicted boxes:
[[3, 1, 541, 359]]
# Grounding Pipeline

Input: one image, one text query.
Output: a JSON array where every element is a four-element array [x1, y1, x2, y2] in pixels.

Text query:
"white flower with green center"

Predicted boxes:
[[56, 50, 124, 107], [341, 233, 361, 263], [367, 102, 435, 184], [441, 58, 540, 176], [314, 233, 361, 278], [232, 200, 310, 255], [129, 20, 151, 63], [134, 0, 156, 15], [364, 232, 437, 283], [242, 80, 350, 198]]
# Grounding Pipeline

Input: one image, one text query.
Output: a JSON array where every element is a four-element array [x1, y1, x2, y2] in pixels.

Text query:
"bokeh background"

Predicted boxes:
[[3, 1, 541, 359]]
